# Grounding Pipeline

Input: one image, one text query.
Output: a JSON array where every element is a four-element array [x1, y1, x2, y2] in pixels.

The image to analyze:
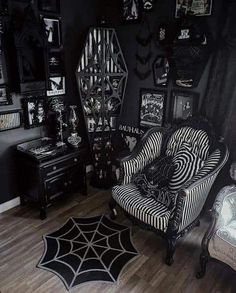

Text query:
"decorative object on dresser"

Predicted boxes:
[[170, 90, 199, 121], [76, 27, 128, 188], [14, 4, 47, 94], [110, 117, 229, 265], [140, 89, 166, 128], [37, 215, 138, 290], [67, 105, 81, 148], [17, 138, 88, 219], [197, 162, 236, 278], [0, 110, 21, 131]]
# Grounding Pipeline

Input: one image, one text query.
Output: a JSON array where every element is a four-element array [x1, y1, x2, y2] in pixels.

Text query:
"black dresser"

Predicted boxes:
[[16, 138, 88, 219]]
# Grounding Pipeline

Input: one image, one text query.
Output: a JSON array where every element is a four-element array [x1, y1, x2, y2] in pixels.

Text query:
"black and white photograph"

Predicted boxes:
[[153, 56, 170, 87], [42, 16, 61, 47], [48, 50, 64, 76], [47, 76, 65, 96], [0, 110, 21, 132], [175, 0, 212, 18], [122, 0, 140, 22], [171, 90, 199, 121], [38, 0, 60, 13], [0, 86, 12, 106], [22, 96, 46, 128], [140, 89, 165, 128]]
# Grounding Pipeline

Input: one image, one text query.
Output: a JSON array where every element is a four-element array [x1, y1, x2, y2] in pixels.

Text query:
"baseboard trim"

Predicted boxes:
[[0, 165, 94, 214], [0, 197, 20, 214]]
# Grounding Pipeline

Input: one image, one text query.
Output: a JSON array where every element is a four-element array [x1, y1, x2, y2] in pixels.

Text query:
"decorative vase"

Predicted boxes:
[[67, 105, 81, 147]]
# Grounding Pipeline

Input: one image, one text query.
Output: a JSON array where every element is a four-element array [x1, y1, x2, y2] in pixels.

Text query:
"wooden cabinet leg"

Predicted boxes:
[[40, 207, 47, 220]]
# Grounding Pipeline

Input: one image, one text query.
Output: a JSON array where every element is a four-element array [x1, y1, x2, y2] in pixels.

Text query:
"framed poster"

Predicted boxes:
[[171, 90, 199, 121], [122, 0, 140, 22], [48, 49, 64, 76], [153, 56, 170, 87], [42, 16, 61, 47], [0, 110, 21, 132], [38, 0, 60, 13], [175, 0, 212, 18], [47, 76, 65, 96], [0, 86, 12, 106], [140, 89, 166, 128], [22, 96, 46, 128]]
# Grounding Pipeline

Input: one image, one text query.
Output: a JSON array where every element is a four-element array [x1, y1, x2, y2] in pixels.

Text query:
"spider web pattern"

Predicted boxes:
[[37, 215, 138, 290]]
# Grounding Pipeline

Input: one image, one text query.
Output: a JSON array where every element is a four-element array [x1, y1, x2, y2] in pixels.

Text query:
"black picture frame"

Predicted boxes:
[[0, 86, 12, 106], [153, 56, 170, 87], [48, 49, 64, 76], [175, 0, 212, 18], [140, 89, 166, 128], [46, 76, 65, 96], [38, 0, 60, 13], [0, 110, 21, 132], [122, 0, 141, 23], [171, 90, 199, 121], [42, 16, 61, 48], [0, 48, 8, 84], [22, 96, 46, 128]]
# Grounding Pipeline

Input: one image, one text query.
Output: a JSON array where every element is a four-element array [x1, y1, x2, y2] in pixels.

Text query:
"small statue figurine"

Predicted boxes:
[[67, 105, 81, 148]]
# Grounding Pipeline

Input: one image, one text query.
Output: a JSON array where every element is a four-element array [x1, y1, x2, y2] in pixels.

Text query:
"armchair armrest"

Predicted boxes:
[[118, 128, 163, 184]]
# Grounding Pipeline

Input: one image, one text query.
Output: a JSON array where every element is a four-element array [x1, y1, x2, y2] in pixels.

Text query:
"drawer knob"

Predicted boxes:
[[69, 180, 72, 185], [53, 166, 57, 171], [64, 182, 68, 187], [74, 158, 78, 163]]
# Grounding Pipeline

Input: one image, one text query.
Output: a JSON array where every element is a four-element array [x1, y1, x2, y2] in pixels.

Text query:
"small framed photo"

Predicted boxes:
[[0, 110, 21, 132], [153, 56, 170, 87], [47, 76, 65, 96], [175, 0, 212, 18], [0, 49, 8, 84], [0, 86, 12, 106], [38, 0, 60, 13], [42, 16, 61, 47], [122, 0, 141, 22], [140, 89, 166, 128], [171, 90, 199, 121], [22, 96, 46, 128], [48, 49, 64, 76]]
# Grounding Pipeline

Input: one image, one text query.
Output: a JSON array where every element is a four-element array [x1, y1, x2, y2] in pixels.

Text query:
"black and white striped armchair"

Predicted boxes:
[[110, 118, 229, 265]]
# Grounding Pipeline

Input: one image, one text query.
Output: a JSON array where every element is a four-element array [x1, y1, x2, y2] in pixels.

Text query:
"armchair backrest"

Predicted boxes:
[[165, 126, 210, 161]]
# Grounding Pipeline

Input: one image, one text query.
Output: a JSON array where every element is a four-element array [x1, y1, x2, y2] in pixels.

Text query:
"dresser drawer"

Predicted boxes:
[[42, 155, 80, 176]]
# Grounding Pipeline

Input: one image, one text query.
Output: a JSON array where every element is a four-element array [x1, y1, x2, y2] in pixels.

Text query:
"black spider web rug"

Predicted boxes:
[[37, 215, 139, 290]]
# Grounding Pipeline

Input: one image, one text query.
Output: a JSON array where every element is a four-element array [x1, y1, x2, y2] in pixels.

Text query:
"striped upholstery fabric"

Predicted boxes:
[[168, 146, 204, 193], [112, 183, 171, 232], [166, 127, 210, 161], [121, 131, 163, 184], [177, 148, 222, 232]]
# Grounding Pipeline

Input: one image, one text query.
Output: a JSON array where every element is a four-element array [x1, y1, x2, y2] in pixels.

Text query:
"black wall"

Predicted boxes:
[[0, 0, 224, 205]]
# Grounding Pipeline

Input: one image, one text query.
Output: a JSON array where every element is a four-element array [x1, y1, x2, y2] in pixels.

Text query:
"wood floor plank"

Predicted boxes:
[[0, 186, 236, 293]]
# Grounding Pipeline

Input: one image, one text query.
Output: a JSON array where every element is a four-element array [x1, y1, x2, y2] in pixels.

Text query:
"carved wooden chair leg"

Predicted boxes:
[[109, 197, 118, 220], [165, 236, 177, 266], [196, 252, 208, 279]]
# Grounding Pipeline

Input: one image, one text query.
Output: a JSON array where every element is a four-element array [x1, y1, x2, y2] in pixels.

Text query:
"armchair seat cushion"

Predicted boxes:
[[112, 183, 172, 232]]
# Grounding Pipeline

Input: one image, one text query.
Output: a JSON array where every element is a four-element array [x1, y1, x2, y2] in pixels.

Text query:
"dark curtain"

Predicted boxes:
[[201, 0, 236, 161]]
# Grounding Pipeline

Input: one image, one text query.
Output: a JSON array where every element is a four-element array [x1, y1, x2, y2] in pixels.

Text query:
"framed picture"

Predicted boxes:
[[47, 76, 65, 96], [0, 110, 21, 132], [175, 0, 212, 18], [38, 0, 60, 13], [140, 89, 166, 128], [0, 86, 12, 106], [153, 56, 170, 87], [22, 96, 46, 128], [122, 0, 140, 22], [48, 49, 64, 76], [171, 90, 199, 121], [0, 48, 8, 84], [119, 124, 144, 152], [42, 16, 61, 47]]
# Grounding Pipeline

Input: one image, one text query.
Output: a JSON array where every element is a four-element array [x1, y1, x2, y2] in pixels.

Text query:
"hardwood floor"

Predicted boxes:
[[0, 185, 236, 293]]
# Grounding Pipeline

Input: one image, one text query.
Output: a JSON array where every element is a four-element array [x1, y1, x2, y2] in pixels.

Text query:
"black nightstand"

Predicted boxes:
[[16, 139, 88, 219]]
